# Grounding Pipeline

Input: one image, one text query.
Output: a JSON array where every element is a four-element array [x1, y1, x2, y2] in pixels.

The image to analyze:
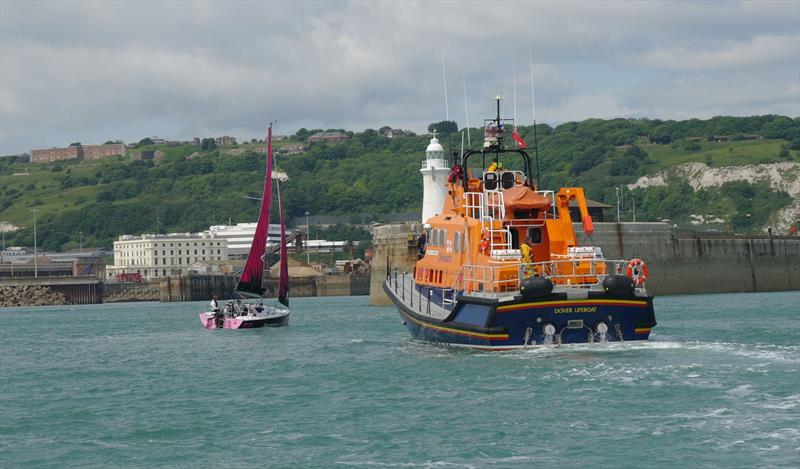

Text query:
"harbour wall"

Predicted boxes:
[[0, 273, 371, 306], [0, 277, 103, 306], [575, 223, 800, 295], [159, 273, 370, 302], [369, 222, 800, 303]]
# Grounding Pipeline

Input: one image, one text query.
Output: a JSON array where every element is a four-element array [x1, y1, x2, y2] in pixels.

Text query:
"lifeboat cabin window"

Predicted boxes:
[[484, 172, 498, 191], [501, 172, 515, 189], [454, 232, 460, 252], [528, 227, 542, 244]]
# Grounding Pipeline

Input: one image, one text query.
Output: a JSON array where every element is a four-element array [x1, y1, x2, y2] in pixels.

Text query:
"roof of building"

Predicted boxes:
[[569, 198, 613, 209]]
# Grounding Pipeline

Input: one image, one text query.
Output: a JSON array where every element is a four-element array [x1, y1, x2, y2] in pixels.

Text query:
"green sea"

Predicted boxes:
[[1, 292, 798, 468]]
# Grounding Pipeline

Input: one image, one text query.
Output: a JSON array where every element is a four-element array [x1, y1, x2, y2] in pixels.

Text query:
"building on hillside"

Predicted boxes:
[[569, 198, 613, 223], [307, 131, 348, 143], [30, 143, 126, 163], [107, 233, 228, 281], [216, 135, 237, 146], [385, 129, 412, 138], [273, 135, 288, 141], [30, 146, 80, 163], [276, 144, 306, 154], [131, 150, 165, 161]]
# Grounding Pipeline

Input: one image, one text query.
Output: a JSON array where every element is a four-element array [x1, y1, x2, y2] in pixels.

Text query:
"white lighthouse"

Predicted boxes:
[[420, 132, 451, 223]]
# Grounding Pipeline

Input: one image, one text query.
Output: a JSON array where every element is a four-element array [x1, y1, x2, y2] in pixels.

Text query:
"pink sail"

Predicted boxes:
[[277, 178, 289, 307], [236, 125, 274, 297]]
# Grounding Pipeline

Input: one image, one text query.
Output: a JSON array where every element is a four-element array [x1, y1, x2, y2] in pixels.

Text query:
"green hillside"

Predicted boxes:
[[1, 115, 798, 251]]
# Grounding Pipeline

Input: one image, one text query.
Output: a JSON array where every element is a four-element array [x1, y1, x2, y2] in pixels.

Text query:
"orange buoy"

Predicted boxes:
[[626, 258, 649, 286]]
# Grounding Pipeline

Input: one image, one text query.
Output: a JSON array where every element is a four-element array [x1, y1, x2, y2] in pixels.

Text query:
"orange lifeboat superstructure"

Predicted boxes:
[[384, 97, 657, 349]]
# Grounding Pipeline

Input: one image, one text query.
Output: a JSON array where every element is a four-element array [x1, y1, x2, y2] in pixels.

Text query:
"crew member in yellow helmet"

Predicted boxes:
[[520, 238, 536, 277], [487, 160, 503, 172]]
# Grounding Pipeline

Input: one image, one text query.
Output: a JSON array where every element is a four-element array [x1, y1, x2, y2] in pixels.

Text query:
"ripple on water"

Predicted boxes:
[[1, 293, 799, 468]]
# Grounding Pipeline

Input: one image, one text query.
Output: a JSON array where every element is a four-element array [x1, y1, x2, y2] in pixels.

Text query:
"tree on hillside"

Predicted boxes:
[[200, 138, 217, 151], [69, 142, 82, 147], [609, 145, 649, 176], [427, 120, 458, 135], [138, 137, 154, 146]]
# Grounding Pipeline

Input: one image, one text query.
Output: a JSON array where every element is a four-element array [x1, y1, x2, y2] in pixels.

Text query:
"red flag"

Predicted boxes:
[[512, 128, 526, 148]]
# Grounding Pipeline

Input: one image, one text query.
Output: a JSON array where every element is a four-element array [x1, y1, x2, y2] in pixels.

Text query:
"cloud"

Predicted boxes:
[[1, 0, 799, 155], [541, 93, 639, 123], [639, 34, 800, 70]]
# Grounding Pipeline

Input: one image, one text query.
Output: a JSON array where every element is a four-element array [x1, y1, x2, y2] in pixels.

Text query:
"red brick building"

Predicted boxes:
[[307, 132, 348, 143], [30, 143, 126, 163]]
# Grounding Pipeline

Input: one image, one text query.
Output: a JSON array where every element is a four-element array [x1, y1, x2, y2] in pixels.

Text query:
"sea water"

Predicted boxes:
[[1, 291, 798, 468]]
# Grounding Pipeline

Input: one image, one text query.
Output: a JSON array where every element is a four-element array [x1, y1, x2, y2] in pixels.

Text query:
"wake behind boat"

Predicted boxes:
[[384, 97, 657, 350], [200, 123, 290, 329]]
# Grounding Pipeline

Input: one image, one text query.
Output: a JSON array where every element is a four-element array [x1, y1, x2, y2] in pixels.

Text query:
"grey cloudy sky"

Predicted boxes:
[[1, 0, 798, 155]]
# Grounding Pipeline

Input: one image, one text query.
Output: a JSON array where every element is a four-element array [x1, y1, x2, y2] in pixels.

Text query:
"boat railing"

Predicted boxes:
[[453, 258, 643, 296], [388, 268, 455, 315], [453, 264, 520, 297], [535, 190, 558, 218], [464, 191, 484, 221], [421, 159, 449, 170]]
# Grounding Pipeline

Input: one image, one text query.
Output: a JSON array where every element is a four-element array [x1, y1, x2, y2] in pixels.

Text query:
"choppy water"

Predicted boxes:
[[1, 291, 798, 468]]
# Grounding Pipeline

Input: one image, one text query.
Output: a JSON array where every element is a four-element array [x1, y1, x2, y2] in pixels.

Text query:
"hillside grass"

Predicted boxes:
[[642, 139, 787, 170], [2, 115, 798, 249]]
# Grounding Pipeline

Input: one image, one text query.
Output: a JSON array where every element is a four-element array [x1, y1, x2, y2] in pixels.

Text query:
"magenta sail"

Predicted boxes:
[[236, 125, 274, 297], [200, 122, 289, 330], [277, 179, 289, 307]]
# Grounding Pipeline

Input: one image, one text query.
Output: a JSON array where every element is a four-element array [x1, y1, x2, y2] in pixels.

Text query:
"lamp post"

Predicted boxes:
[[305, 210, 310, 264], [32, 208, 38, 278], [79, 231, 83, 256]]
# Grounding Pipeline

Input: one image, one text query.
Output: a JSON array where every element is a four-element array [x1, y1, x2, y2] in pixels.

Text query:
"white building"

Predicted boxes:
[[107, 233, 228, 280], [420, 133, 450, 223], [206, 222, 298, 258]]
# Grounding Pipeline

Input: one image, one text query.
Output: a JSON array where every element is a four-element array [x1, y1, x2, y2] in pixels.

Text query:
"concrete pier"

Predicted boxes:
[[370, 223, 421, 305]]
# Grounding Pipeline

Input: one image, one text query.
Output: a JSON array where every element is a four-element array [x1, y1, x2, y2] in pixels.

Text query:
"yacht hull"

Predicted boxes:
[[199, 310, 290, 329]]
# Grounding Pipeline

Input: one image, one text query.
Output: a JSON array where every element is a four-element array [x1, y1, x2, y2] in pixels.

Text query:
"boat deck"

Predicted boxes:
[[387, 273, 452, 320]]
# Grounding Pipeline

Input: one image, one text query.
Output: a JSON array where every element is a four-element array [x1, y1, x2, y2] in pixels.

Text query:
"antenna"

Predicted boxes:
[[462, 73, 470, 147], [513, 75, 518, 125], [441, 48, 450, 122], [529, 45, 541, 189]]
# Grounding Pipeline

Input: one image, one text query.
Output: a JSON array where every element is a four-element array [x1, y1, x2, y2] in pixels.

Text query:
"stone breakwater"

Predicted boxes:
[[0, 285, 69, 307]]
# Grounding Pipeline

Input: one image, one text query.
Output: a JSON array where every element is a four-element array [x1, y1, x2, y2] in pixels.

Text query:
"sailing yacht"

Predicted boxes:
[[199, 124, 290, 329]]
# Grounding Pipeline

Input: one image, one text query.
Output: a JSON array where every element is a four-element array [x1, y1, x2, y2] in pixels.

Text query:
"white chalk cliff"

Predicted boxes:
[[628, 162, 800, 232]]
